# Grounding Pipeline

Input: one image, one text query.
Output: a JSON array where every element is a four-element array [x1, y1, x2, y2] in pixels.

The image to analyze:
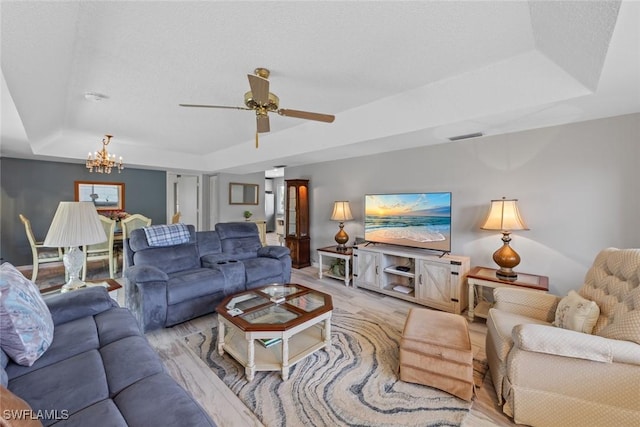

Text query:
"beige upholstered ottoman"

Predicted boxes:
[[399, 308, 474, 401]]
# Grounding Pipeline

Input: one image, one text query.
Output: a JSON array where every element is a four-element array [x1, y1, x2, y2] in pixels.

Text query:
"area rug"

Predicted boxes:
[[185, 309, 487, 427]]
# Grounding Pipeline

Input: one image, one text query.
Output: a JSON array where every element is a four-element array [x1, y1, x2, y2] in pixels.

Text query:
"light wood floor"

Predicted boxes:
[[137, 266, 517, 427]]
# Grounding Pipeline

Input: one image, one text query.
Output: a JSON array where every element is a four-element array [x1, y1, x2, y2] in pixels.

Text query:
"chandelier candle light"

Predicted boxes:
[[44, 202, 107, 292], [86, 134, 124, 174], [330, 201, 354, 250], [480, 197, 529, 280]]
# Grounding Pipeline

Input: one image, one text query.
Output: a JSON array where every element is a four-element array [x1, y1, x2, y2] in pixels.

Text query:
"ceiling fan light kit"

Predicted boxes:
[[180, 67, 335, 148]]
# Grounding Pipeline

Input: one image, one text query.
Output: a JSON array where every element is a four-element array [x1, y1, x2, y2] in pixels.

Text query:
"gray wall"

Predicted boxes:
[[1, 157, 166, 265], [216, 172, 266, 223], [286, 113, 640, 296]]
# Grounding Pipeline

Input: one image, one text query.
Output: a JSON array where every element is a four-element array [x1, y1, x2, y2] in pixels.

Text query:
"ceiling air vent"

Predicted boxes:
[[448, 132, 484, 142]]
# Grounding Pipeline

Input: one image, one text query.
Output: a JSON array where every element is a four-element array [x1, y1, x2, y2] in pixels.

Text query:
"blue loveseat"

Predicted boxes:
[[1, 286, 215, 427], [124, 222, 291, 332]]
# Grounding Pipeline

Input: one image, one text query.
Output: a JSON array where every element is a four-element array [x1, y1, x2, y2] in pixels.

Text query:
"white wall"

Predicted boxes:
[[216, 171, 266, 223], [285, 113, 640, 296]]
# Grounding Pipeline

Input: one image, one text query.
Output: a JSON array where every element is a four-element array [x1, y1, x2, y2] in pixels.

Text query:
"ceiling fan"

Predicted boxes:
[[180, 68, 335, 148]]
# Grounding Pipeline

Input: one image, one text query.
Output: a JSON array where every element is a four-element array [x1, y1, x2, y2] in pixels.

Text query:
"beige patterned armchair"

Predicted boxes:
[[486, 248, 640, 426]]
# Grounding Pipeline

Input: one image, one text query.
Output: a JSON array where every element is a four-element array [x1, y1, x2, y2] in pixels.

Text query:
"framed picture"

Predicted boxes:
[[75, 181, 125, 211]]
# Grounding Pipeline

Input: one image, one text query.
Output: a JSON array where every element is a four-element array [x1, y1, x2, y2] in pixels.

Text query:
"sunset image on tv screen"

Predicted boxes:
[[365, 193, 451, 252]]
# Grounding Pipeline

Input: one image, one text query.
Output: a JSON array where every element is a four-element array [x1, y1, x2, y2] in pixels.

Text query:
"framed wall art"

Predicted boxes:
[[74, 181, 125, 211]]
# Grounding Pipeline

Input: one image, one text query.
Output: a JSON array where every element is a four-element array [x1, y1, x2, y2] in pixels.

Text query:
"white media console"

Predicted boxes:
[[353, 244, 470, 314]]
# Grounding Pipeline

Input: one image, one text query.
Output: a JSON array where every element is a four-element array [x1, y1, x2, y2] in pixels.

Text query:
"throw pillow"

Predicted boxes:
[[0, 263, 54, 366], [598, 310, 640, 344], [0, 385, 44, 427], [553, 290, 600, 334]]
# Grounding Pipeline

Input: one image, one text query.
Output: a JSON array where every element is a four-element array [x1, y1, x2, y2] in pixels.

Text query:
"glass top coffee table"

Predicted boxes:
[[216, 283, 333, 381]]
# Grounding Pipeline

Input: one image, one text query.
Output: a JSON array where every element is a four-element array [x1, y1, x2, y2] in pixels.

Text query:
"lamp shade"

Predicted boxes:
[[330, 201, 354, 222], [44, 202, 107, 247], [480, 198, 529, 231]]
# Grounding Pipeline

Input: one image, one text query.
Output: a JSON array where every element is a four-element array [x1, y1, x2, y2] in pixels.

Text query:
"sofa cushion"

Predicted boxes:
[[100, 336, 164, 395], [166, 269, 223, 305], [215, 222, 262, 260], [114, 373, 215, 427], [242, 257, 284, 284], [6, 308, 141, 381], [0, 263, 54, 367], [598, 310, 640, 344], [133, 244, 200, 275], [9, 350, 109, 426], [52, 400, 127, 427], [553, 290, 600, 334], [579, 247, 640, 334], [95, 308, 144, 346], [196, 231, 222, 257], [5, 317, 98, 380]]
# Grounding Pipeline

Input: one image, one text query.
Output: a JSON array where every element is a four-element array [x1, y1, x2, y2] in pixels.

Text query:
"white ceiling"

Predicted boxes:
[[1, 1, 638, 175]]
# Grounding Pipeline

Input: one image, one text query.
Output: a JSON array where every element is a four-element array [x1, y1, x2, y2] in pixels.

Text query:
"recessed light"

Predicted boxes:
[[84, 92, 109, 102]]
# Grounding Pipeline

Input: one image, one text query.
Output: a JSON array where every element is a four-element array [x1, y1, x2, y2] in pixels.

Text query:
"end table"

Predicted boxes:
[[317, 246, 353, 287], [40, 278, 122, 298], [467, 266, 549, 320]]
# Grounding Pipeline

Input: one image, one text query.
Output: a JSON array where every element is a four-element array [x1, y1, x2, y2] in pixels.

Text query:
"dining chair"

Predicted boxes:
[[82, 215, 116, 280], [121, 214, 152, 240], [120, 214, 152, 271], [171, 211, 181, 224], [19, 214, 64, 282]]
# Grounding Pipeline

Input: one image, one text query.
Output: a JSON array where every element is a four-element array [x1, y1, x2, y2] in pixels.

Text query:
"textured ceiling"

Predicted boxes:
[[1, 1, 638, 175]]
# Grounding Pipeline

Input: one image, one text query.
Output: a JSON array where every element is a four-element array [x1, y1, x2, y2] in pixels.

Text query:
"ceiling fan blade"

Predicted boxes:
[[256, 114, 270, 133], [247, 74, 270, 105], [179, 104, 251, 110], [278, 109, 335, 123]]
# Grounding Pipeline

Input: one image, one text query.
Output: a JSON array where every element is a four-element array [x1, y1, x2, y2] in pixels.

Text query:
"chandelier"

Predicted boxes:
[[86, 134, 124, 174]]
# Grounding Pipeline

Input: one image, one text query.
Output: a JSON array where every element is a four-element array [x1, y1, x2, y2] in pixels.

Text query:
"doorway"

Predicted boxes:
[[167, 173, 199, 229]]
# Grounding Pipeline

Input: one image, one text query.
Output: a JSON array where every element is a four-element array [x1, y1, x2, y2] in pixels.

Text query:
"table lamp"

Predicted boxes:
[[330, 201, 353, 250], [44, 202, 107, 291], [480, 197, 529, 280]]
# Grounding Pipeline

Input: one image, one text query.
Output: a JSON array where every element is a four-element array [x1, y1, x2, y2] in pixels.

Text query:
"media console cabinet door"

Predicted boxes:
[[416, 260, 454, 312], [354, 250, 379, 289]]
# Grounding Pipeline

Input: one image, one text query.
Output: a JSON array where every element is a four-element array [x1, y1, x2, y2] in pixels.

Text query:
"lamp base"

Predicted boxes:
[[495, 268, 518, 281], [62, 246, 87, 293], [61, 279, 87, 293], [334, 222, 349, 250], [492, 232, 520, 281]]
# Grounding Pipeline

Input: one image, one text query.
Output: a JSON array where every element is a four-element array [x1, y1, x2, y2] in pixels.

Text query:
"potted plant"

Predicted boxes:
[[243, 210, 253, 221]]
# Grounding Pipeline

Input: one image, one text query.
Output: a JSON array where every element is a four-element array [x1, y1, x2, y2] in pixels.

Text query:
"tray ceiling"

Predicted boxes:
[[1, 1, 638, 174]]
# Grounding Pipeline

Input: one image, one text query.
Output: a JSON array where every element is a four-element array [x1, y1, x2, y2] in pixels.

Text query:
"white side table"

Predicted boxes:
[[467, 266, 549, 321], [317, 246, 353, 287]]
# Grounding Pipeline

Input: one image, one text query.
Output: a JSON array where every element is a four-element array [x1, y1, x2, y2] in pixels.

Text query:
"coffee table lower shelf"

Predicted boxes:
[[218, 312, 332, 381]]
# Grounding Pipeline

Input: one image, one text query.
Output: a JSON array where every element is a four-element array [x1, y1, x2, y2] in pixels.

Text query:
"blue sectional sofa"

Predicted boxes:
[[1, 286, 215, 427], [124, 222, 291, 332]]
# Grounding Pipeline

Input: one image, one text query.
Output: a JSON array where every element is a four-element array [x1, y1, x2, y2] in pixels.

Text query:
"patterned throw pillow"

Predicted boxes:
[[0, 263, 54, 366], [553, 290, 600, 334]]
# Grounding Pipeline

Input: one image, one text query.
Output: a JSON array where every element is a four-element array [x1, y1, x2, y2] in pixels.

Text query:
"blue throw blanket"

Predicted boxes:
[[143, 223, 190, 247]]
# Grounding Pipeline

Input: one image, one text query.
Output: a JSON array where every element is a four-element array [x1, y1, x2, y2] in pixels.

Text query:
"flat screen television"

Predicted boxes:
[[364, 192, 451, 252]]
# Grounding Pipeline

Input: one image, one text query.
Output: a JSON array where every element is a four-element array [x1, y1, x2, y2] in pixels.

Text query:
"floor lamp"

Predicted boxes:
[[44, 202, 107, 292]]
